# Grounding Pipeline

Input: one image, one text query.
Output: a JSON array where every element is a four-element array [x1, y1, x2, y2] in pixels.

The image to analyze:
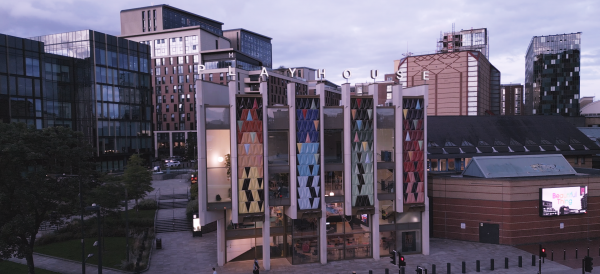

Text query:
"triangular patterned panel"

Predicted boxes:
[[314, 120, 319, 130], [311, 100, 317, 109], [354, 132, 360, 142], [367, 109, 372, 120], [416, 100, 421, 110], [305, 133, 311, 143], [351, 109, 357, 120], [405, 132, 411, 141], [247, 111, 253, 121], [357, 98, 362, 108], [302, 109, 308, 119], [403, 109, 408, 118], [314, 154, 320, 164], [418, 140, 424, 150], [297, 143, 302, 154]]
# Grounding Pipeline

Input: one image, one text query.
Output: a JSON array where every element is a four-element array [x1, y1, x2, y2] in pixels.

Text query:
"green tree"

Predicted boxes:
[[123, 154, 153, 211], [86, 175, 126, 214], [0, 123, 94, 274]]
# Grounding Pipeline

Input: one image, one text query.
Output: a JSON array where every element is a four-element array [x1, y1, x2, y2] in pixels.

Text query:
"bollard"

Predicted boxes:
[[385, 269, 389, 274], [576, 248, 578, 259], [588, 247, 590, 257], [401, 268, 405, 274], [532, 254, 536, 266], [564, 249, 566, 260], [462, 261, 466, 273], [476, 260, 480, 272], [551, 250, 554, 261], [447, 263, 451, 274], [352, 272, 356, 274], [490, 259, 494, 270], [518, 256, 522, 267], [505, 257, 508, 269], [432, 264, 436, 274], [369, 271, 372, 274]]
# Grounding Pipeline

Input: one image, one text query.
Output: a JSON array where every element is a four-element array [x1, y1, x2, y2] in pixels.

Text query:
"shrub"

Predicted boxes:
[[186, 199, 198, 219], [135, 199, 157, 210]]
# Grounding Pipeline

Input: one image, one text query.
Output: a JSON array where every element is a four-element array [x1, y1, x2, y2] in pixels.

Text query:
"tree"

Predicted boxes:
[[0, 123, 94, 274], [123, 154, 153, 211]]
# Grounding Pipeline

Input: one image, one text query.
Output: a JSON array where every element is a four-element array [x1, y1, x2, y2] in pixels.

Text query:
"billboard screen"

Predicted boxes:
[[539, 186, 588, 217]]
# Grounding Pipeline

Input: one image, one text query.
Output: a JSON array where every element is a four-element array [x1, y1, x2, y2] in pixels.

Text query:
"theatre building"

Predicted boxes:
[[429, 154, 600, 245], [195, 73, 430, 269]]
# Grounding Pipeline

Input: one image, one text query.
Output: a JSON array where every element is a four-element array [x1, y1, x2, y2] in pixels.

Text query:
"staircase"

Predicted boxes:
[[155, 188, 191, 233], [155, 218, 191, 233]]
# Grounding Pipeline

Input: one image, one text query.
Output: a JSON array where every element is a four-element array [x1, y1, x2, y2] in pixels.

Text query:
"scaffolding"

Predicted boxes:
[[437, 25, 489, 57]]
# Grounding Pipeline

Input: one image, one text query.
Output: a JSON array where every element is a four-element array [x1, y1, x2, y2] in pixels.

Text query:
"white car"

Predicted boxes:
[[165, 161, 180, 168]]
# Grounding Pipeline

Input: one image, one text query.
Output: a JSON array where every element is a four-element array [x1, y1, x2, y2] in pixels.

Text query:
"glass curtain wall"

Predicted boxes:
[[326, 202, 372, 261]]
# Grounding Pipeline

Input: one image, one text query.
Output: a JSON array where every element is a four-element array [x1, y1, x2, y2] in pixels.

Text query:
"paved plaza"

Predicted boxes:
[[149, 230, 580, 274]]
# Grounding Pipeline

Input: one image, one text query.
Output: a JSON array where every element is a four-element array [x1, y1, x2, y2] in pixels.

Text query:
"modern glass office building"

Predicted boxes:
[[0, 31, 153, 171], [525, 32, 581, 116], [196, 72, 430, 270]]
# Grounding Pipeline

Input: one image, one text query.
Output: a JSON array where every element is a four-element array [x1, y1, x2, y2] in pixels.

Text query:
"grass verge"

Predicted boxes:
[[0, 260, 61, 274], [35, 237, 128, 269]]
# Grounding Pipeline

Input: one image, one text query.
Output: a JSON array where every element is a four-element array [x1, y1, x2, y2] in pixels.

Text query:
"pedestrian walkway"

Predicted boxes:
[[8, 253, 126, 274], [144, 231, 577, 274]]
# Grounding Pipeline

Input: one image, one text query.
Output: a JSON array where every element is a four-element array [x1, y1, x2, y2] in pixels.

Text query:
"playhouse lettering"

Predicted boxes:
[[197, 66, 430, 81]]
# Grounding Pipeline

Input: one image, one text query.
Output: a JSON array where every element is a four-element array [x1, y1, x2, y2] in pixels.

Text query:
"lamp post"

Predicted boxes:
[[85, 204, 102, 274], [125, 188, 129, 262], [79, 179, 85, 274]]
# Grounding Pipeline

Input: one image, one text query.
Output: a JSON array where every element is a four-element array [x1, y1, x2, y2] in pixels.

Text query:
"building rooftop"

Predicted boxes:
[[120, 4, 224, 25], [462, 154, 577, 178], [223, 28, 272, 40], [427, 115, 600, 158]]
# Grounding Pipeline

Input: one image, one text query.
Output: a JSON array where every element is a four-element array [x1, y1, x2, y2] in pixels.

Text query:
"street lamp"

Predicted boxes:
[[85, 204, 102, 274]]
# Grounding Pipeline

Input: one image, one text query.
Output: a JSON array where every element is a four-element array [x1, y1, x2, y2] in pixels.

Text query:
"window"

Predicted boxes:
[[190, 122, 194, 130], [215, 40, 218, 49], [193, 55, 199, 63], [155, 68, 161, 76], [170, 57, 173, 65], [189, 103, 194, 111], [155, 59, 161, 66], [170, 76, 173, 84], [220, 73, 224, 81], [188, 65, 192, 73], [185, 56, 189, 63], [170, 95, 174, 103], [209, 74, 213, 82], [171, 114, 175, 121], [187, 113, 190, 121], [163, 114, 166, 121], [178, 65, 183, 74], [186, 94, 190, 102], [166, 123, 170, 130], [165, 86, 169, 93], [178, 76, 183, 83], [166, 104, 169, 112], [172, 67, 176, 74], [178, 56, 184, 64], [164, 67, 168, 75], [157, 96, 162, 103]]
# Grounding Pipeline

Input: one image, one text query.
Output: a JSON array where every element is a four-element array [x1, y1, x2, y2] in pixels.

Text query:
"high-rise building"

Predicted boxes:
[[1, 31, 153, 172], [437, 27, 489, 58], [393, 51, 500, 116], [498, 84, 524, 115], [525, 32, 581, 116], [120, 5, 275, 158]]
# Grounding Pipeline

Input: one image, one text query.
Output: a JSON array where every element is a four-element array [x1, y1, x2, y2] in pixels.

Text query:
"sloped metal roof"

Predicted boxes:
[[462, 154, 576, 178]]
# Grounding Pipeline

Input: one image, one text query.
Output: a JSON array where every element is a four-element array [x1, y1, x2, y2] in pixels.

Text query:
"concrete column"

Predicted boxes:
[[369, 83, 380, 260], [217, 217, 226, 266], [229, 80, 239, 223], [169, 131, 173, 157], [154, 131, 158, 158], [393, 85, 404, 213], [285, 82, 298, 219], [341, 83, 352, 215], [316, 83, 327, 265], [421, 85, 430, 256], [261, 75, 270, 270]]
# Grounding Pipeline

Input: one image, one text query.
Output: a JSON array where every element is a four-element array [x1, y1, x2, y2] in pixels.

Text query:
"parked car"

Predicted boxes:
[[166, 161, 181, 168]]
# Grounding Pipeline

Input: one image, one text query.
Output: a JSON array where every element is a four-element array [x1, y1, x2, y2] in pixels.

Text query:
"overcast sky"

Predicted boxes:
[[1, 0, 598, 98]]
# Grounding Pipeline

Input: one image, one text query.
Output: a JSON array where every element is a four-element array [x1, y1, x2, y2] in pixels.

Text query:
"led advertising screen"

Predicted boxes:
[[539, 186, 588, 217]]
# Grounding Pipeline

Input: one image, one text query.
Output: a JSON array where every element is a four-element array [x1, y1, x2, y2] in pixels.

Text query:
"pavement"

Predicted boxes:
[[146, 231, 580, 274], [7, 175, 586, 274], [8, 253, 126, 274], [516, 237, 600, 269]]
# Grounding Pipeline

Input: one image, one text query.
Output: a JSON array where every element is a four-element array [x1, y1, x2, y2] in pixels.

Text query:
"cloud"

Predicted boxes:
[[1, 0, 598, 97]]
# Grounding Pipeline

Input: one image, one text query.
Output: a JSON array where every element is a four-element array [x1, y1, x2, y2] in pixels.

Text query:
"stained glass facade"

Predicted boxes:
[[236, 96, 265, 214], [402, 98, 425, 204], [296, 97, 321, 210], [350, 97, 374, 207]]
